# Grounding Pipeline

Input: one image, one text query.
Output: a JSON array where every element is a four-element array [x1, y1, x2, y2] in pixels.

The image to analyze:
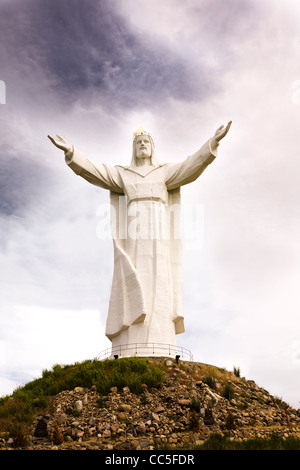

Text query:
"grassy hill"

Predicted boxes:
[[0, 357, 164, 430], [0, 356, 299, 450]]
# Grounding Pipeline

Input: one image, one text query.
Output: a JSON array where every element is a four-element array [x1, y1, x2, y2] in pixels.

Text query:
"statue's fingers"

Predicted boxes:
[[56, 134, 66, 142], [224, 121, 232, 133]]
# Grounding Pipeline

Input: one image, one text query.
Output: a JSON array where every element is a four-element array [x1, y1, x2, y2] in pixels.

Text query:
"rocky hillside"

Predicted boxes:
[[1, 357, 300, 450]]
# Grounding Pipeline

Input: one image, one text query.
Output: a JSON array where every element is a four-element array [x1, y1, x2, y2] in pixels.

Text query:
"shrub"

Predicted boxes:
[[233, 366, 240, 377], [10, 422, 29, 448], [189, 411, 200, 431], [190, 397, 201, 413], [202, 373, 216, 390], [225, 411, 235, 430], [222, 382, 234, 401], [273, 395, 286, 409], [52, 421, 64, 445]]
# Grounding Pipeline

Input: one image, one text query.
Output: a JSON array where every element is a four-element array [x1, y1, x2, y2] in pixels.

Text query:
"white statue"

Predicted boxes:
[[48, 122, 231, 357]]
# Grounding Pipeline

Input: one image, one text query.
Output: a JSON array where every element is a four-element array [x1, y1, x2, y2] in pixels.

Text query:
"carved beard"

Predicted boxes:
[[130, 134, 159, 167]]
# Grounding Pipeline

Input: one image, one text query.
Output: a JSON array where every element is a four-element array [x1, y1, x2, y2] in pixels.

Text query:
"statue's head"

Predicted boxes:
[[130, 127, 158, 167]]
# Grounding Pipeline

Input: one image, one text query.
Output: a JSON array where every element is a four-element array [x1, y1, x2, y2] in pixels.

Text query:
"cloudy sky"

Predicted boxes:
[[0, 0, 300, 409]]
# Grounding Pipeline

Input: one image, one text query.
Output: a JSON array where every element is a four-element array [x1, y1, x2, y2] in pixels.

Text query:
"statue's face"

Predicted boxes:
[[135, 135, 151, 159]]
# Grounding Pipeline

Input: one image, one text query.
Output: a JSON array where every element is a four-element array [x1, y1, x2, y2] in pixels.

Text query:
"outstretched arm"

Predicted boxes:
[[47, 134, 123, 193], [165, 121, 232, 190]]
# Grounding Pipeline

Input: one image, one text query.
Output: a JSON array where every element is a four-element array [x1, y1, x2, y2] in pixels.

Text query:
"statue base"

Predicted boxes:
[[96, 342, 193, 361]]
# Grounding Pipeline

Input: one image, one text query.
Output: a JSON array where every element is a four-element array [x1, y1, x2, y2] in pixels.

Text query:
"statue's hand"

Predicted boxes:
[[47, 134, 71, 153], [213, 121, 232, 142]]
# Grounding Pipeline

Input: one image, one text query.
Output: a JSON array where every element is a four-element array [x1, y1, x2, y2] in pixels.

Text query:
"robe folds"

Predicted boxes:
[[65, 139, 218, 354]]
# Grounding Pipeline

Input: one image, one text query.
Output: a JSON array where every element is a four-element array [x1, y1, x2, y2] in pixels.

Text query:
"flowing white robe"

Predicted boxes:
[[65, 139, 218, 355]]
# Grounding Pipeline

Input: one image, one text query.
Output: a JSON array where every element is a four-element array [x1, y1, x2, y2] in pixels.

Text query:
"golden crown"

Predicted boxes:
[[133, 126, 151, 139]]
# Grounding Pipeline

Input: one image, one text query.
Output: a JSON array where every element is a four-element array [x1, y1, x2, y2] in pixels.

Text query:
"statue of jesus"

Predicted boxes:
[[48, 121, 231, 357]]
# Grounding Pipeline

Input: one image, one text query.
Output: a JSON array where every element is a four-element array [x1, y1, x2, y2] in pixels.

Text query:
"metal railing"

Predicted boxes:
[[95, 342, 193, 361]]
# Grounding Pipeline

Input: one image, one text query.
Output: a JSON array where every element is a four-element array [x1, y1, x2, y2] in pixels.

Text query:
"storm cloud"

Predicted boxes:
[[0, 0, 259, 112], [0, 0, 213, 110]]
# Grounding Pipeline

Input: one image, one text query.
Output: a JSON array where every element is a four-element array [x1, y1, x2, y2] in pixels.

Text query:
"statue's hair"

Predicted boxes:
[[130, 134, 159, 167]]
